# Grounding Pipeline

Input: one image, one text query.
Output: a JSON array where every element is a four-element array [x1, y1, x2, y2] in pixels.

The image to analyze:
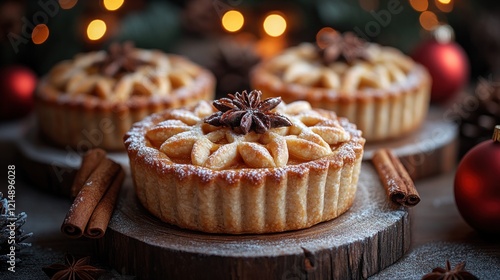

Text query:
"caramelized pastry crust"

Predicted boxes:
[[124, 100, 365, 234], [36, 45, 215, 150], [251, 39, 431, 141]]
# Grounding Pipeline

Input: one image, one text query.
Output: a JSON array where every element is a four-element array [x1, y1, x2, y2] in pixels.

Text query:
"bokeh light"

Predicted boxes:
[[87, 19, 107, 41], [419, 11, 439, 31], [222, 10, 244, 32], [436, 0, 453, 12], [316, 27, 337, 49], [410, 0, 428, 12], [32, 24, 49, 44], [59, 0, 78, 9], [103, 0, 124, 11], [263, 13, 287, 37]]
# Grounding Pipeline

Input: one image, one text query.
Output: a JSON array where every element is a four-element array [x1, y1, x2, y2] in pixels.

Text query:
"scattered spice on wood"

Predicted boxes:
[[372, 148, 420, 207], [421, 260, 479, 280], [42, 254, 105, 280], [61, 149, 124, 239]]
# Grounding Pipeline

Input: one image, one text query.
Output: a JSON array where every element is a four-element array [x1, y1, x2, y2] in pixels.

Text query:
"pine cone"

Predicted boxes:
[[458, 79, 500, 157], [0, 192, 32, 262]]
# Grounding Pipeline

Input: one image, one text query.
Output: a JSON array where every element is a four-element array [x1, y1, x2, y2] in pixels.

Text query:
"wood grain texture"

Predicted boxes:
[[369, 242, 500, 279], [97, 163, 410, 280]]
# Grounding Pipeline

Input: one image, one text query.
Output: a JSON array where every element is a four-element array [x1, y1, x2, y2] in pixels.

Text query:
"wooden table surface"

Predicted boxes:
[[1, 130, 499, 279]]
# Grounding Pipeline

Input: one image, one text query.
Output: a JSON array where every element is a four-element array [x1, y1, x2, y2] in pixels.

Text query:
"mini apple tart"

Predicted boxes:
[[124, 90, 365, 234], [251, 30, 431, 141], [35, 42, 215, 150]]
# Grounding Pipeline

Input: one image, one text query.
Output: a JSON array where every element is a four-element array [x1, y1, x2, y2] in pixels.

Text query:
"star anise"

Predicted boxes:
[[421, 260, 479, 280], [317, 31, 370, 65], [42, 254, 106, 280], [98, 41, 145, 77], [205, 90, 292, 134]]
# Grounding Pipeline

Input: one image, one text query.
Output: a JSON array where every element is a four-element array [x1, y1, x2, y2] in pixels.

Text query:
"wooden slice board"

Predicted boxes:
[[97, 163, 410, 280], [364, 107, 458, 180]]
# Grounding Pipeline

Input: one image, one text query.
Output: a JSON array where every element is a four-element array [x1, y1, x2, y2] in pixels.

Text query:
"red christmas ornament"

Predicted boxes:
[[412, 25, 469, 104], [454, 125, 500, 235], [0, 65, 37, 120]]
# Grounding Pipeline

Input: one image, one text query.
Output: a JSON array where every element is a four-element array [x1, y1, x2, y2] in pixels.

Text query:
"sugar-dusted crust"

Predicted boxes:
[[250, 43, 431, 141], [124, 102, 365, 234], [35, 54, 215, 151]]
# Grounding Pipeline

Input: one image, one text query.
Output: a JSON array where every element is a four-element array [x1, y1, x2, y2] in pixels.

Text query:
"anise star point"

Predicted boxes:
[[205, 90, 292, 134], [317, 30, 370, 65], [421, 260, 479, 280], [42, 254, 106, 280], [99, 41, 144, 77]]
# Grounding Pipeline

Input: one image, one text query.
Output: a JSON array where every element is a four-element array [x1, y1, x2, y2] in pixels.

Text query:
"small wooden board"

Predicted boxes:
[[364, 108, 458, 180], [97, 163, 410, 280]]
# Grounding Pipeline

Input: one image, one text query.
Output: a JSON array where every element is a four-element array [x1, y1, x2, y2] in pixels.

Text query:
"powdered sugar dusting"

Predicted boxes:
[[369, 242, 500, 279], [127, 99, 363, 171]]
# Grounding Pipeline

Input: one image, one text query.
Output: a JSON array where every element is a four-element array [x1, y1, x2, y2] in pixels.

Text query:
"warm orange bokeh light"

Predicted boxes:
[[409, 0, 428, 12], [32, 24, 49, 44], [436, 0, 453, 12], [222, 10, 244, 32], [103, 0, 124, 11], [316, 27, 337, 49], [59, 0, 78, 9], [255, 36, 286, 59], [263, 13, 287, 37], [87, 19, 107, 41], [419, 11, 439, 31]]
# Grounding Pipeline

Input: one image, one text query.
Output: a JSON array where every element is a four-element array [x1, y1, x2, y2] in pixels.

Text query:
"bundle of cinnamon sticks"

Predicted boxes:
[[61, 149, 124, 239], [372, 149, 420, 207]]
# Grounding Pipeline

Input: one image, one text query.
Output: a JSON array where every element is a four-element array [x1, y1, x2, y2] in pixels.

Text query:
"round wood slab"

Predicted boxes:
[[364, 107, 458, 180], [97, 163, 410, 280]]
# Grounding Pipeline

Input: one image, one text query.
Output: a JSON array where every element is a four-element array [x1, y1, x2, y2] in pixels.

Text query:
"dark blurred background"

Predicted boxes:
[[0, 0, 498, 78], [2, 0, 500, 155]]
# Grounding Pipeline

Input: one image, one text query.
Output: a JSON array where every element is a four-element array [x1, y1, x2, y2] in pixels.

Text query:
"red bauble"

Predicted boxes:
[[0, 65, 37, 120], [412, 26, 469, 104], [454, 126, 500, 235]]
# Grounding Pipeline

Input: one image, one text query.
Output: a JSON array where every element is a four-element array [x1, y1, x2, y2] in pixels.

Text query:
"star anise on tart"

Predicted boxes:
[[205, 90, 292, 134], [42, 254, 106, 280], [98, 41, 146, 77], [421, 260, 478, 280], [317, 31, 370, 65]]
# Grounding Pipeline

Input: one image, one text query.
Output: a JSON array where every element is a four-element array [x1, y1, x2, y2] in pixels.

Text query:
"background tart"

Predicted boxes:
[[250, 32, 431, 142], [124, 95, 365, 234], [35, 43, 215, 151]]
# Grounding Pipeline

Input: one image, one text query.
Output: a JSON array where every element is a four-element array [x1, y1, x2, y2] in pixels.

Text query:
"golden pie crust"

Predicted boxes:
[[250, 43, 431, 141], [124, 100, 365, 234], [35, 49, 215, 151]]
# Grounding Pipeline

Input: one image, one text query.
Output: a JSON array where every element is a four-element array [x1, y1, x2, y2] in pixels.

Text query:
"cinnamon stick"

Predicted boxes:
[[61, 157, 122, 238], [372, 149, 420, 207], [70, 148, 107, 198], [385, 150, 420, 206], [84, 169, 125, 238]]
